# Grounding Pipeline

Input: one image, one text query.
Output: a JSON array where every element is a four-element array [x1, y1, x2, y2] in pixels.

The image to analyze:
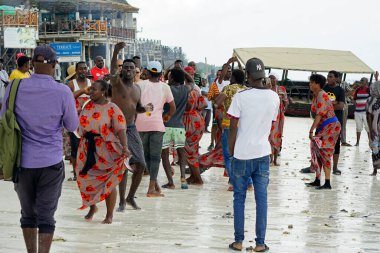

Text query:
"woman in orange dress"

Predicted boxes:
[[76, 80, 129, 224], [269, 73, 288, 166], [306, 74, 341, 189]]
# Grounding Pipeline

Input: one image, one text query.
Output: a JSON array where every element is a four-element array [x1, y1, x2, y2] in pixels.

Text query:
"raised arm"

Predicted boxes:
[[110, 42, 126, 87], [183, 68, 195, 92], [218, 57, 236, 84]]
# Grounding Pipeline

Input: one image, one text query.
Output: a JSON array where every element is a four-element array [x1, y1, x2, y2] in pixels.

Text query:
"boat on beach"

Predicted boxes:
[[233, 47, 375, 118]]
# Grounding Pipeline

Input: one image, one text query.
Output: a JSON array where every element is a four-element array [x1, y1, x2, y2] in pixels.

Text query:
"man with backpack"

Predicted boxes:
[[0, 45, 78, 253]]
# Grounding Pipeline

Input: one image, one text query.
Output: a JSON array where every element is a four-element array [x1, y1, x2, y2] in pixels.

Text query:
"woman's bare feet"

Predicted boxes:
[[186, 175, 196, 184], [84, 205, 98, 221], [101, 215, 113, 224]]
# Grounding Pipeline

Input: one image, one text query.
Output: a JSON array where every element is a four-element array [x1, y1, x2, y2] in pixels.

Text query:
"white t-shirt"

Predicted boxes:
[[217, 79, 230, 92], [227, 88, 280, 160]]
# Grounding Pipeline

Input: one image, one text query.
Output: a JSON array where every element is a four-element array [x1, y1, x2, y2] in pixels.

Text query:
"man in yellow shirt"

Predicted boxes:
[[9, 56, 31, 80]]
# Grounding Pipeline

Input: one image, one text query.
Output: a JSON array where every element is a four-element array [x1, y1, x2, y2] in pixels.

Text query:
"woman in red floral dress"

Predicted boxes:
[[76, 80, 129, 224], [184, 86, 207, 185], [269, 73, 289, 166], [306, 74, 341, 190]]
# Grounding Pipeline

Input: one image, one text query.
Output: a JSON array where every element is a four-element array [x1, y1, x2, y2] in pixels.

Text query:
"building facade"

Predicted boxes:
[[0, 0, 185, 74]]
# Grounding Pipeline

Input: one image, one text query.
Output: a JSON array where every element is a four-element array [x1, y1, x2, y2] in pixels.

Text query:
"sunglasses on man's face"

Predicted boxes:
[[118, 65, 123, 67], [136, 71, 141, 74]]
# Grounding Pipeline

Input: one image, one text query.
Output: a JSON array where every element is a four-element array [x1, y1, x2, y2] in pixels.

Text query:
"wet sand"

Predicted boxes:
[[0, 117, 379, 253]]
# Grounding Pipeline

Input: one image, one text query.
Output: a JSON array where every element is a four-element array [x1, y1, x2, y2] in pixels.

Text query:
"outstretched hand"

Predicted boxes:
[[114, 42, 126, 53]]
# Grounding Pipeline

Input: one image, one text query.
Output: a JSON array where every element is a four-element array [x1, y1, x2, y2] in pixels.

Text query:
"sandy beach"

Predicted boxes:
[[0, 117, 379, 253]]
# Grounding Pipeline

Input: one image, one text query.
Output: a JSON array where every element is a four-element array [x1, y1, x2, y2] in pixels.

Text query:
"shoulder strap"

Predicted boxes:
[[8, 79, 21, 112]]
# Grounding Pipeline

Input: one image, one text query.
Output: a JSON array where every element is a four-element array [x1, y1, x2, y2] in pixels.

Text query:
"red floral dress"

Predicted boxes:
[[199, 108, 225, 169], [310, 91, 341, 178], [270, 85, 288, 153], [75, 101, 126, 209], [184, 89, 206, 169]]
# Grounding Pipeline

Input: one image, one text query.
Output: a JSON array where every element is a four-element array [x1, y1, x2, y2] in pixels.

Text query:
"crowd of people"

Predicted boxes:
[[0, 43, 379, 253]]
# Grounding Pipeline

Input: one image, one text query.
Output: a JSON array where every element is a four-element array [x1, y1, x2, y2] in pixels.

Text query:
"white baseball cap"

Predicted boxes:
[[147, 61, 162, 73]]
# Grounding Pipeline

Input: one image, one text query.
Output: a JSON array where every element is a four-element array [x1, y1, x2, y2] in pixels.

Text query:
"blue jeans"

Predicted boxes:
[[230, 155, 270, 246], [222, 128, 252, 185]]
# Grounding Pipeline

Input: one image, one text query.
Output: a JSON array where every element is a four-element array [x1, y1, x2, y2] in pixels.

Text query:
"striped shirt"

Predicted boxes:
[[353, 86, 370, 112]]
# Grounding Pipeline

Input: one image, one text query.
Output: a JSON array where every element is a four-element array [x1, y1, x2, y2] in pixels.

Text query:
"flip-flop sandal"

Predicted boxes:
[[246, 244, 269, 252], [181, 183, 188, 189], [228, 242, 242, 251]]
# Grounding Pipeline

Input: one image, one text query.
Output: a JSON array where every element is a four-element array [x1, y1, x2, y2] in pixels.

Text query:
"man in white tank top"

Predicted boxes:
[[67, 62, 91, 181]]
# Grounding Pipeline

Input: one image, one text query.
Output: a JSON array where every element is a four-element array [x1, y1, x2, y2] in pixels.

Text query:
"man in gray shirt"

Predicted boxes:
[[161, 68, 194, 189]]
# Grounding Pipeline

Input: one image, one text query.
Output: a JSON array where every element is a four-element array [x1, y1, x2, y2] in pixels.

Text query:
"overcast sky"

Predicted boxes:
[[129, 0, 379, 74]]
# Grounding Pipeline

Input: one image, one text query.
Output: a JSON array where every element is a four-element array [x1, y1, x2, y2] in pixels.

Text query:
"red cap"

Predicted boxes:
[[16, 53, 26, 60], [184, 66, 195, 74]]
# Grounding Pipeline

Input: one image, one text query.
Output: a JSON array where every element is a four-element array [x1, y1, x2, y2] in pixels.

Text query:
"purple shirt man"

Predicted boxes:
[[0, 74, 78, 168], [0, 45, 78, 252]]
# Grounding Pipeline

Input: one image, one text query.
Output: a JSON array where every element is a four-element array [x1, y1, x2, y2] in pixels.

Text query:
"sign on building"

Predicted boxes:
[[4, 27, 38, 49], [50, 42, 82, 62]]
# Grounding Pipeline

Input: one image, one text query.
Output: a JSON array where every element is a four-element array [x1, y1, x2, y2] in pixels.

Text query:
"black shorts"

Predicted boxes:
[[127, 125, 146, 167]]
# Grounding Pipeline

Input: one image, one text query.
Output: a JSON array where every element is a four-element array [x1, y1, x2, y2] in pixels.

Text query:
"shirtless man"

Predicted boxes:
[[111, 42, 152, 210]]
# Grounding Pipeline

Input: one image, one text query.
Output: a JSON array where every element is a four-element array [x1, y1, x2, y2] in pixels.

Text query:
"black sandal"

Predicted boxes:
[[228, 242, 242, 251]]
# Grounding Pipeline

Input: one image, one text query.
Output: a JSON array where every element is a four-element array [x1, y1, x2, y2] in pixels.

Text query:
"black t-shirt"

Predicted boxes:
[[323, 84, 345, 124]]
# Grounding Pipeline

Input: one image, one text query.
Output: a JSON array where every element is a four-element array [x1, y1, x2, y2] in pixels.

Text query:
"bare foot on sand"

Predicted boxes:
[[126, 198, 141, 210], [247, 184, 253, 191], [101, 215, 113, 224], [84, 206, 98, 221], [146, 190, 164, 197]]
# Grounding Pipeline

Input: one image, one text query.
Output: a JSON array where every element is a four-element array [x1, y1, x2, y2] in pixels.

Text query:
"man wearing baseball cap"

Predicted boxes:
[[135, 61, 176, 197], [227, 58, 279, 252], [0, 45, 78, 252]]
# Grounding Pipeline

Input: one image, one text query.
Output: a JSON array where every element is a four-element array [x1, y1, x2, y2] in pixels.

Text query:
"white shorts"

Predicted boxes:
[[354, 112, 369, 133]]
